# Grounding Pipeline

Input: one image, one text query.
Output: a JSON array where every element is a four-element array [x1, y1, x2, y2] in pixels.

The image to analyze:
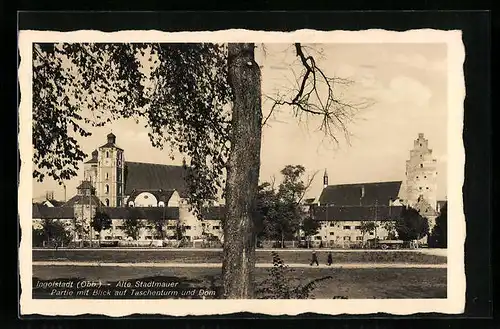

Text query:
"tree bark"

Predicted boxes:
[[222, 43, 262, 299]]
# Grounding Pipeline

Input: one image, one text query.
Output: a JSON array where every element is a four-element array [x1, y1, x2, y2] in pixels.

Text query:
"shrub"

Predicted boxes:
[[257, 251, 335, 299]]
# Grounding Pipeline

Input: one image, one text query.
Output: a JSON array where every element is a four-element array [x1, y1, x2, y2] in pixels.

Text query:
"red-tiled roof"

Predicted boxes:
[[312, 205, 404, 222], [124, 162, 188, 197], [319, 181, 402, 206]]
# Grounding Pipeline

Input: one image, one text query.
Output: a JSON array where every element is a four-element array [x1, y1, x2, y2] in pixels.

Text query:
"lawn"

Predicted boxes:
[[33, 249, 447, 264], [32, 265, 447, 299]]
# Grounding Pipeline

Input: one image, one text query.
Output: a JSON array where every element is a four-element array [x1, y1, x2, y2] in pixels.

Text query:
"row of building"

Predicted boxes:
[[32, 132, 447, 246]]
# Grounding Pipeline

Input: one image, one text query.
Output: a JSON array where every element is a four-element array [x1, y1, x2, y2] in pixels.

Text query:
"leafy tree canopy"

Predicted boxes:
[[395, 206, 429, 241]]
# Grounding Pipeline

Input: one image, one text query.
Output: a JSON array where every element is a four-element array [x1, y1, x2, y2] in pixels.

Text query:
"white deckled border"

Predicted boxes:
[[18, 28, 466, 317]]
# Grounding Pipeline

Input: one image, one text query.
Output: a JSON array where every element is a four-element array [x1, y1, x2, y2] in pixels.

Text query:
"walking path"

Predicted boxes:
[[34, 248, 447, 255], [33, 261, 447, 269]]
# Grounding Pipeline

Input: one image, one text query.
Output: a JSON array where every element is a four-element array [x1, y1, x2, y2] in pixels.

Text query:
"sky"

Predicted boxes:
[[32, 42, 448, 202]]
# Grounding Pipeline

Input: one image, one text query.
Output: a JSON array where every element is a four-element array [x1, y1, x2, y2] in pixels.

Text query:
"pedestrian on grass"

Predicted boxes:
[[310, 250, 319, 266], [327, 252, 333, 266]]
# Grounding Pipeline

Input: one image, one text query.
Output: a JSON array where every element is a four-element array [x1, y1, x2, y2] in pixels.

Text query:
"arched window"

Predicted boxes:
[[106, 151, 110, 158], [105, 184, 109, 194], [105, 198, 110, 206], [158, 201, 165, 207], [128, 201, 135, 207], [106, 173, 109, 180], [420, 164, 423, 168]]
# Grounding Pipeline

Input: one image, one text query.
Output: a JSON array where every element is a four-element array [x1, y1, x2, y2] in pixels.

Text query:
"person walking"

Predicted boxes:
[[310, 250, 319, 266], [327, 251, 333, 266]]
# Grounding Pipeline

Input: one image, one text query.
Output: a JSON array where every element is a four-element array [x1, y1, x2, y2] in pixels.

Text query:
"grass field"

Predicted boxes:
[[32, 265, 447, 299], [33, 249, 447, 264]]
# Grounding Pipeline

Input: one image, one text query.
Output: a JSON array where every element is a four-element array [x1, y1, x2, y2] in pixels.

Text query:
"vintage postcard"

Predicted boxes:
[[19, 29, 465, 316]]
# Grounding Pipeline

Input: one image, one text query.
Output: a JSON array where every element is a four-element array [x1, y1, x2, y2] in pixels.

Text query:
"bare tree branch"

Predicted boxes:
[[265, 43, 372, 145]]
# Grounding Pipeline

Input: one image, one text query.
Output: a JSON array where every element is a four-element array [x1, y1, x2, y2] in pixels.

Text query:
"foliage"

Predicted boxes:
[[395, 206, 429, 241], [148, 219, 166, 239], [122, 211, 144, 240], [255, 165, 315, 246], [359, 221, 378, 241], [175, 221, 186, 241], [34, 219, 72, 247], [382, 221, 397, 240], [90, 210, 112, 235], [301, 216, 321, 244], [429, 204, 447, 248], [257, 252, 334, 299], [33, 43, 232, 213]]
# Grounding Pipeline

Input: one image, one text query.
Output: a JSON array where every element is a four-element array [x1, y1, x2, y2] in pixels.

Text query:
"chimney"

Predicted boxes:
[[323, 169, 328, 188]]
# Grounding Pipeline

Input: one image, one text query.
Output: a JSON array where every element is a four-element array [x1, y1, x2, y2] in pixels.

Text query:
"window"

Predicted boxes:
[[416, 176, 419, 179], [419, 187, 423, 190], [420, 155, 423, 158], [419, 143, 422, 147], [117, 199, 121, 207], [106, 151, 110, 158], [105, 198, 110, 206], [329, 222, 335, 227], [213, 226, 220, 230], [356, 236, 363, 241], [424, 175, 427, 178], [354, 226, 362, 230], [145, 236, 153, 240], [369, 232, 374, 235], [343, 236, 351, 241], [343, 226, 350, 230], [329, 232, 334, 236], [106, 173, 109, 180], [184, 226, 192, 230], [426, 187, 429, 190], [420, 164, 423, 168], [105, 184, 109, 194]]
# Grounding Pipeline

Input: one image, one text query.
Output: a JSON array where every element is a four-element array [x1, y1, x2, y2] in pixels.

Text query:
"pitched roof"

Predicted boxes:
[[33, 204, 75, 219], [312, 205, 403, 222], [124, 162, 188, 197], [76, 181, 94, 190], [126, 189, 176, 205], [100, 207, 180, 220], [63, 195, 105, 207], [319, 181, 402, 206]]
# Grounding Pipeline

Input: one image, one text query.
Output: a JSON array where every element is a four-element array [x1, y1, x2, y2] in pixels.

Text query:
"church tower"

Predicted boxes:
[[405, 133, 438, 212], [323, 169, 329, 189], [95, 133, 125, 207]]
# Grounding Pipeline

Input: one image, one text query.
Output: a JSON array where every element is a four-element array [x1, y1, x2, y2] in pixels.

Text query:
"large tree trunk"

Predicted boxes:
[[222, 43, 262, 299]]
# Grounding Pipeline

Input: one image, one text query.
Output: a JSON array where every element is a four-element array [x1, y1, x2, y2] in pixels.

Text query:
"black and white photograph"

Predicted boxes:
[[18, 28, 465, 316]]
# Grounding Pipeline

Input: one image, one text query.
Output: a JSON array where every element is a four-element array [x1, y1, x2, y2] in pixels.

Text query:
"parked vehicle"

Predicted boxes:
[[367, 238, 404, 249]]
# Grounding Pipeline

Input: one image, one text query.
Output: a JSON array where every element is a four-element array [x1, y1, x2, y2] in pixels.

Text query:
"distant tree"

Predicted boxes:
[[148, 219, 166, 240], [122, 215, 144, 241], [359, 221, 378, 245], [429, 204, 447, 248], [37, 219, 72, 247], [91, 210, 112, 245], [301, 216, 321, 248], [395, 206, 429, 242], [382, 221, 397, 240], [255, 165, 317, 248]]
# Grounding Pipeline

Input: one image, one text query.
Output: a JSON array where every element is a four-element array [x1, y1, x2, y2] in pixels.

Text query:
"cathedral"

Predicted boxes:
[[81, 132, 187, 208]]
